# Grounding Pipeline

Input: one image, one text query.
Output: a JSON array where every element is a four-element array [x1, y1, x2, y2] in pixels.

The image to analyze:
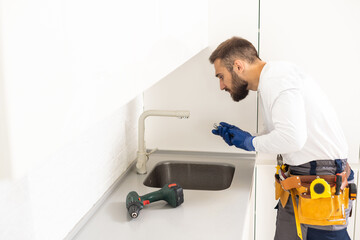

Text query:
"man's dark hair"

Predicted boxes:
[[209, 37, 260, 71]]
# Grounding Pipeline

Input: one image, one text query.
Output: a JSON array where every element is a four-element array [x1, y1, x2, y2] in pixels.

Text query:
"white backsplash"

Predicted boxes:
[[0, 96, 142, 240]]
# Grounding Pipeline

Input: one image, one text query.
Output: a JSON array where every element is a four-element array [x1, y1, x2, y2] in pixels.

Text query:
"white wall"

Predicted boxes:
[[144, 0, 259, 154], [0, 96, 142, 239], [0, 56, 11, 179], [0, 1, 208, 239], [0, 0, 208, 180]]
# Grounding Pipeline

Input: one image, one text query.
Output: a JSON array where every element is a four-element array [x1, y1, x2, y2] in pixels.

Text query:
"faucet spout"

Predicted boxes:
[[136, 110, 190, 174]]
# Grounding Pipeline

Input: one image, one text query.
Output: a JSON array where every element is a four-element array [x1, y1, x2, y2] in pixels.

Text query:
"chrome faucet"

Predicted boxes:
[[136, 110, 190, 174]]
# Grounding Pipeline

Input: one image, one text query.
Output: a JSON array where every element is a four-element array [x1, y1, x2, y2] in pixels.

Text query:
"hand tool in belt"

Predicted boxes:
[[290, 189, 303, 239], [281, 172, 303, 239], [276, 155, 303, 239]]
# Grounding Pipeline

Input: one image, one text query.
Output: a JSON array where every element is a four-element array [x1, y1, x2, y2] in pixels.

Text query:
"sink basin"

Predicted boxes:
[[143, 161, 235, 190]]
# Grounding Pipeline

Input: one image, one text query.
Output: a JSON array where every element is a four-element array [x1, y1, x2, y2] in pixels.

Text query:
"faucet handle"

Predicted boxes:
[[146, 148, 158, 156]]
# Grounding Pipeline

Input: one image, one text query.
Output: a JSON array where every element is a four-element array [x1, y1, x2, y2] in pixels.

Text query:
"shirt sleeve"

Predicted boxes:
[[253, 88, 307, 154]]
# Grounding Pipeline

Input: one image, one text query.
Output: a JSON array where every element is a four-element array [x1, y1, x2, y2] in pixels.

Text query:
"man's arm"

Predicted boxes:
[[253, 88, 307, 153]]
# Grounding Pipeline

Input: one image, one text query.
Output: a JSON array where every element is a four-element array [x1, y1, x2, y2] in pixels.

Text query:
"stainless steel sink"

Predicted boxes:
[[143, 161, 235, 190]]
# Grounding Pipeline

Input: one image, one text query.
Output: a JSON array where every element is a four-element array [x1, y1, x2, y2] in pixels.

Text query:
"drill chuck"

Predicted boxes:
[[128, 204, 141, 218], [170, 184, 184, 207], [126, 191, 143, 218]]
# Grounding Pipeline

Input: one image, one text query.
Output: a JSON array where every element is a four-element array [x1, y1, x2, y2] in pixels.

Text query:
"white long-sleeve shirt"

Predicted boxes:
[[252, 61, 348, 166]]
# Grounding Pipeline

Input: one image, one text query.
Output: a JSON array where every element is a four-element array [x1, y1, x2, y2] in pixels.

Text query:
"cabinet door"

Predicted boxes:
[[260, 0, 360, 163], [255, 165, 278, 239]]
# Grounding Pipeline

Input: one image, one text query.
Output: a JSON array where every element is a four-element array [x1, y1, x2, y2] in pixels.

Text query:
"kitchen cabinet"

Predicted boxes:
[[254, 164, 278, 239]]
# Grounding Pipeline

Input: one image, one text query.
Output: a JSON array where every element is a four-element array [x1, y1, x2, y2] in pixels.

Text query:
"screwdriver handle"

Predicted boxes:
[[335, 174, 342, 195]]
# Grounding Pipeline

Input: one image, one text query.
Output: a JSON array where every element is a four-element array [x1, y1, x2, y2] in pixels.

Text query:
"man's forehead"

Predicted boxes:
[[214, 59, 226, 76], [214, 58, 223, 67]]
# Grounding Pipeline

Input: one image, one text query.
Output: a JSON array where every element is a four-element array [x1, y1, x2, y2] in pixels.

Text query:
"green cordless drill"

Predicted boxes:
[[126, 183, 184, 218]]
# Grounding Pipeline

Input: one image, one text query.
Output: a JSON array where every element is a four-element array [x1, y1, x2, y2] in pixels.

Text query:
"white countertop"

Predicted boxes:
[[72, 151, 255, 240]]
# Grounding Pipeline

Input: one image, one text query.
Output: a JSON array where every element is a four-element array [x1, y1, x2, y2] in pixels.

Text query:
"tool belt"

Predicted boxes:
[[275, 161, 357, 226]]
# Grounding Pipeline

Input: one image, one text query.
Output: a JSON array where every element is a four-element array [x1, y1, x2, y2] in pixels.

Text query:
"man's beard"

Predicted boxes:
[[230, 70, 249, 102]]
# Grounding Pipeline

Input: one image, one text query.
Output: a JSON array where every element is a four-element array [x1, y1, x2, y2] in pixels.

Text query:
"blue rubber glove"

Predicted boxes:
[[212, 122, 255, 151], [212, 122, 232, 146]]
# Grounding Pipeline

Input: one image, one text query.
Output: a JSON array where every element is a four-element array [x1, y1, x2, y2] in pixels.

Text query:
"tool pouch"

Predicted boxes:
[[275, 173, 351, 226], [275, 175, 290, 208], [297, 186, 349, 226]]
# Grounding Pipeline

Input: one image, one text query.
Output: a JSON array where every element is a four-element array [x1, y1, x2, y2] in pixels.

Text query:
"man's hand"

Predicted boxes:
[[212, 122, 255, 151]]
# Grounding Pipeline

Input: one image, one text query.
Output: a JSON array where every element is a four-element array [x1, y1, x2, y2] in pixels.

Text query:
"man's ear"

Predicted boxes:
[[233, 59, 244, 74]]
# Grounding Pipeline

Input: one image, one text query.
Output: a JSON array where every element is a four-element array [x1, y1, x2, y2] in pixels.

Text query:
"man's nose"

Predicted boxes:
[[220, 80, 226, 90]]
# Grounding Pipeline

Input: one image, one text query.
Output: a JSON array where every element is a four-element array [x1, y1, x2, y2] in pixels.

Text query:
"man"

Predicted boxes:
[[209, 36, 354, 240]]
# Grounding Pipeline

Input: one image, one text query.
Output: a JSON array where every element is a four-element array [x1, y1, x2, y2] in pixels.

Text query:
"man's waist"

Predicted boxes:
[[289, 159, 348, 175]]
